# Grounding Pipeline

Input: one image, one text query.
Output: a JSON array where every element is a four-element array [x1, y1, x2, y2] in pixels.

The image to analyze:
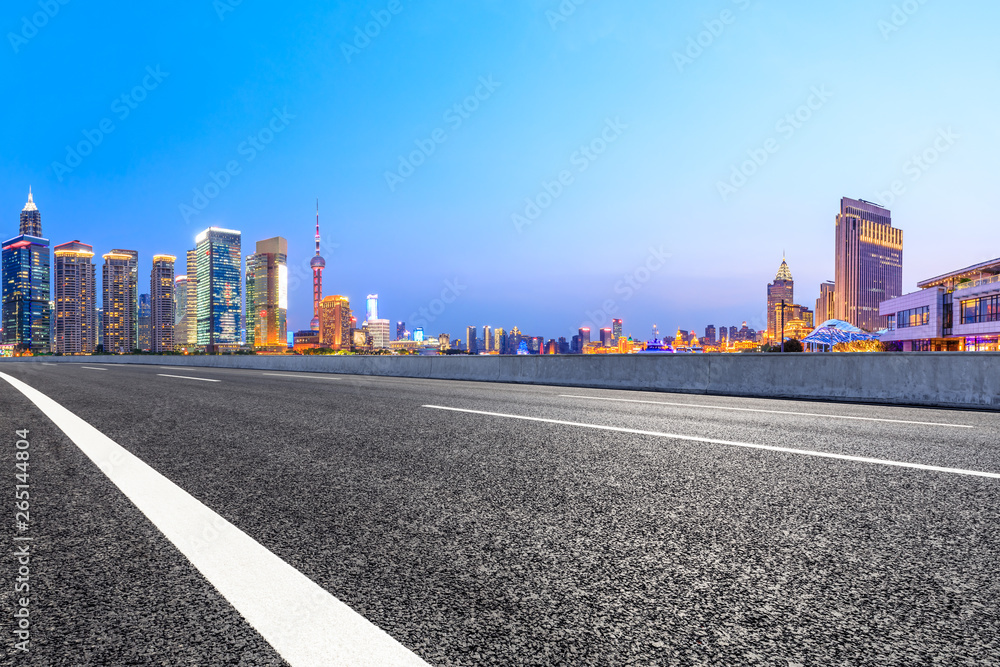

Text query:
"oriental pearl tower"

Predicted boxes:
[[310, 200, 325, 331]]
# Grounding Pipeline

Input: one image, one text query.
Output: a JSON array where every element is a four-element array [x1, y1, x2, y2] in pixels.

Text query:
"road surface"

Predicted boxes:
[[1, 361, 998, 665]]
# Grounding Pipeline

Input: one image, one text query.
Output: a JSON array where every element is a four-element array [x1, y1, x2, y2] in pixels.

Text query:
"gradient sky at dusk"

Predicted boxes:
[[3, 0, 999, 341]]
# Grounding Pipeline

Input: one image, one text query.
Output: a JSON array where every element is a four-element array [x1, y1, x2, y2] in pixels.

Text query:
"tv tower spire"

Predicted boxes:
[[309, 199, 326, 331]]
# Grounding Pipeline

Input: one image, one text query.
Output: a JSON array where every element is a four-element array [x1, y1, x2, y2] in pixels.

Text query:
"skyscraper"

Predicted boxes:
[[53, 241, 96, 355], [138, 294, 151, 351], [173, 274, 188, 349], [835, 198, 903, 331], [103, 252, 137, 353], [816, 280, 835, 325], [396, 321, 406, 341], [368, 319, 390, 349], [310, 200, 325, 331], [483, 325, 493, 352], [466, 326, 477, 355], [704, 325, 717, 346], [319, 295, 351, 350], [2, 189, 50, 352], [366, 294, 379, 322], [612, 318, 623, 344], [246, 237, 288, 351], [600, 328, 613, 346], [19, 187, 41, 236], [767, 256, 794, 343], [150, 255, 175, 353], [195, 227, 242, 352], [185, 249, 198, 348], [110, 249, 139, 346]]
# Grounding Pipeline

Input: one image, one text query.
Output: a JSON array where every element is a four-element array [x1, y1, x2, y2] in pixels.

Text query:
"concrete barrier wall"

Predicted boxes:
[[9, 352, 1000, 410]]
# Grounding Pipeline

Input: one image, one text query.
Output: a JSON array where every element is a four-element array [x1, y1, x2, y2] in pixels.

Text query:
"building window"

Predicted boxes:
[[896, 306, 930, 329], [960, 295, 1000, 324], [911, 339, 933, 352]]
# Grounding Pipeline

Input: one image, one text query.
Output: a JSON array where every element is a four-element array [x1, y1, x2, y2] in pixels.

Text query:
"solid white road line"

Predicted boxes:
[[157, 374, 222, 383], [80, 366, 108, 371], [262, 373, 341, 380], [423, 405, 1000, 480], [559, 394, 974, 429], [0, 371, 427, 667]]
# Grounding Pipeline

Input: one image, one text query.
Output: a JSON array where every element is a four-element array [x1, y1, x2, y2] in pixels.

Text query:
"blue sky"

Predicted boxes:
[[3, 0, 998, 341]]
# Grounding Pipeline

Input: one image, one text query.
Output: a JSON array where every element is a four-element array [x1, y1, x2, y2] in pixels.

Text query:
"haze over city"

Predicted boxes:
[[5, 1, 1000, 340]]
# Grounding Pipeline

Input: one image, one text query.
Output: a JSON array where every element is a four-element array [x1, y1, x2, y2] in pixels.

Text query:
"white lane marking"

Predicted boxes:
[[424, 405, 1000, 480], [559, 394, 974, 429], [159, 366, 201, 371], [0, 371, 428, 667], [157, 374, 221, 383], [262, 373, 341, 380], [81, 366, 108, 371]]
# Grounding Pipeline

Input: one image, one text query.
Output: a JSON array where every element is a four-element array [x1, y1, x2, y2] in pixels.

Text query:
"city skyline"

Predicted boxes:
[[5, 2, 999, 339]]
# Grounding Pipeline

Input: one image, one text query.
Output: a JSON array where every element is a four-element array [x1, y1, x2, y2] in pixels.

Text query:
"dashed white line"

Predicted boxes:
[[423, 405, 1000, 480], [157, 374, 221, 383], [0, 372, 428, 667], [262, 373, 341, 380], [559, 394, 974, 429], [81, 366, 108, 371]]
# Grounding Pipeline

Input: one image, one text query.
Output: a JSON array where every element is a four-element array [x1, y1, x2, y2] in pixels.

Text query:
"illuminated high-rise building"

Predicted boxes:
[[319, 295, 351, 350], [2, 189, 50, 352], [185, 249, 198, 347], [173, 275, 188, 349], [138, 293, 151, 351], [53, 241, 96, 355], [466, 326, 477, 354], [19, 187, 42, 237], [310, 200, 325, 330], [600, 328, 614, 347], [483, 325, 493, 352], [396, 321, 406, 341], [767, 256, 794, 343], [110, 249, 139, 346], [816, 280, 835, 325], [494, 327, 505, 353], [195, 227, 242, 352], [835, 198, 903, 331], [246, 237, 288, 352], [612, 318, 623, 344], [369, 319, 391, 349], [704, 325, 717, 346], [579, 327, 591, 346], [150, 255, 175, 353], [366, 294, 378, 322], [103, 251, 137, 353]]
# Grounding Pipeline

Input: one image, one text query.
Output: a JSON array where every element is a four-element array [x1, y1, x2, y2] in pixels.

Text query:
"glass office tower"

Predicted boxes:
[[195, 227, 242, 352], [2, 190, 50, 352]]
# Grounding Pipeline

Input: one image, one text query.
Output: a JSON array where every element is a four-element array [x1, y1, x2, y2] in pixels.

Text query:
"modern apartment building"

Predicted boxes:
[[150, 255, 175, 353], [54, 241, 96, 355]]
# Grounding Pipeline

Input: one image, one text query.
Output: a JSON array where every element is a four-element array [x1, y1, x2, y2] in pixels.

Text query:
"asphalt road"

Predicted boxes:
[[1, 361, 998, 666]]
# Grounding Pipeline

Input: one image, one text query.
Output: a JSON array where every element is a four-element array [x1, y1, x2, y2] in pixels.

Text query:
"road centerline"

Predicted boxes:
[[81, 366, 108, 371], [559, 394, 974, 429], [0, 371, 427, 667], [423, 405, 999, 480], [261, 373, 341, 380], [157, 374, 222, 383]]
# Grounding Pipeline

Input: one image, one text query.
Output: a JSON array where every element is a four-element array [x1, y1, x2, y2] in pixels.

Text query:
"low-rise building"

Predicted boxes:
[[880, 256, 1000, 351]]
